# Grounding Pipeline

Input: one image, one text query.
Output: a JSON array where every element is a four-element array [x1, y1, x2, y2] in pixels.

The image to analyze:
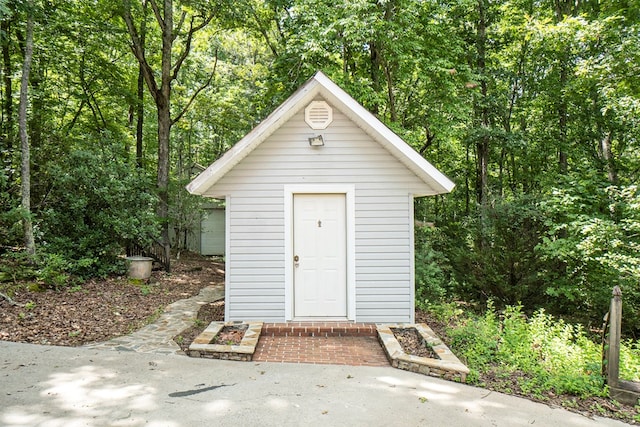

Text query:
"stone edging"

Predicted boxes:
[[188, 321, 263, 361], [377, 323, 470, 383]]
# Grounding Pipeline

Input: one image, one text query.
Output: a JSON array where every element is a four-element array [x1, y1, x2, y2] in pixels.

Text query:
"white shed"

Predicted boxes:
[[187, 71, 454, 323]]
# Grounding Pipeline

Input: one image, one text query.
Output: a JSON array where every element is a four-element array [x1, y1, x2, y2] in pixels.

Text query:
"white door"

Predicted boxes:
[[293, 194, 347, 318]]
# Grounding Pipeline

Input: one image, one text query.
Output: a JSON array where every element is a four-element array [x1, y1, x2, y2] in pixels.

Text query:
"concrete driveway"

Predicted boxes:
[[0, 341, 629, 427]]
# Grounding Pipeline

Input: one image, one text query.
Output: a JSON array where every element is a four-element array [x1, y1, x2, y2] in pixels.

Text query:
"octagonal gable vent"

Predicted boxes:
[[305, 101, 333, 130]]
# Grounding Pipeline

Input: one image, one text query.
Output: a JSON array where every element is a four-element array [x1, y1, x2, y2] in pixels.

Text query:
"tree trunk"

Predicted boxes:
[[383, 63, 397, 122], [381, 0, 397, 122], [157, 98, 171, 262], [601, 131, 617, 184], [122, 0, 173, 268], [369, 40, 381, 116], [476, 137, 489, 207], [475, 0, 490, 209], [465, 142, 471, 216], [1, 18, 13, 163], [27, 59, 44, 205], [157, 0, 173, 262], [136, 66, 144, 168], [19, 6, 35, 255], [554, 0, 573, 175], [136, 0, 148, 168], [558, 63, 568, 174]]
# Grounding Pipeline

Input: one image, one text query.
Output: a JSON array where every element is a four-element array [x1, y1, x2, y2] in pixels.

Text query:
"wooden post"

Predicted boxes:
[[606, 286, 640, 405], [607, 286, 622, 387]]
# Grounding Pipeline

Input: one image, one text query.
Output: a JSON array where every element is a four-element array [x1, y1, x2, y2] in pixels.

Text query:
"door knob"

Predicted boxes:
[[293, 255, 299, 268]]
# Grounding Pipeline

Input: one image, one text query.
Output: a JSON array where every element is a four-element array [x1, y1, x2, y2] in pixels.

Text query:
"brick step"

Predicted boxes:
[[262, 322, 377, 337]]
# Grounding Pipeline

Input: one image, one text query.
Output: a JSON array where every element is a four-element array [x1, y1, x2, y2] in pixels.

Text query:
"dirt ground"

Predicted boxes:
[[0, 252, 637, 424], [0, 252, 225, 346]]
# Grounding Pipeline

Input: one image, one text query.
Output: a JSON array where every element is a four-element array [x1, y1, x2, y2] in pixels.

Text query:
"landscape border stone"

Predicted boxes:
[[377, 323, 469, 383], [188, 321, 263, 361]]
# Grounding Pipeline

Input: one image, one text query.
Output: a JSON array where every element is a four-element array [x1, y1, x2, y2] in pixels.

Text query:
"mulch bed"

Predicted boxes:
[[213, 324, 247, 345], [0, 253, 224, 346], [391, 327, 438, 359]]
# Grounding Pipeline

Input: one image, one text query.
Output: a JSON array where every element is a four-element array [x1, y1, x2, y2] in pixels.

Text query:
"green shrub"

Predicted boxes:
[[443, 302, 611, 398], [421, 180, 640, 336], [415, 247, 447, 308], [0, 167, 23, 248], [37, 149, 159, 281], [36, 253, 74, 289], [414, 226, 450, 309], [620, 339, 640, 382], [425, 301, 464, 324], [434, 196, 547, 309], [0, 250, 37, 284], [0, 207, 25, 249], [447, 302, 501, 382], [537, 179, 640, 334]]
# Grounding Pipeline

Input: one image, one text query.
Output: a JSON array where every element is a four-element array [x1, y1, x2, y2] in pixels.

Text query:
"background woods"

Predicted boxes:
[[0, 0, 639, 335]]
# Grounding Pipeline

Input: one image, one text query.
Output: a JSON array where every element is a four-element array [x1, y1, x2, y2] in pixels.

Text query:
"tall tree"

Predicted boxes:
[[19, 0, 35, 255], [132, 0, 147, 168], [553, 0, 576, 174], [1, 11, 13, 167], [120, 0, 218, 266], [474, 0, 490, 209]]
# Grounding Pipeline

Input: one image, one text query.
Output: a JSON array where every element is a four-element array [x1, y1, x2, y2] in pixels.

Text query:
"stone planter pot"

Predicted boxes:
[[126, 256, 153, 279]]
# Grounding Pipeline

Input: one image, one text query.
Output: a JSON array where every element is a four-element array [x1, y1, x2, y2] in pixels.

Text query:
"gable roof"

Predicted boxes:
[[187, 71, 455, 196]]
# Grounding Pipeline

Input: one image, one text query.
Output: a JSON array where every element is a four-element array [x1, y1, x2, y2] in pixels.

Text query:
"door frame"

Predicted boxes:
[[284, 184, 356, 321]]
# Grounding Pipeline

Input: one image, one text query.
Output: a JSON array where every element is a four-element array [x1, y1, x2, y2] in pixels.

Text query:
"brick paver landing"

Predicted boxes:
[[253, 322, 390, 366]]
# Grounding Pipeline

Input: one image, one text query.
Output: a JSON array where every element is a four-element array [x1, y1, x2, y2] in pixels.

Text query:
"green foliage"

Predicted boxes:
[[619, 339, 640, 382], [0, 250, 36, 285], [421, 178, 640, 334], [35, 252, 75, 289], [424, 301, 464, 326], [37, 149, 159, 281], [431, 196, 547, 308], [446, 303, 609, 398], [414, 226, 449, 309], [0, 165, 24, 248], [169, 178, 204, 252], [2, 247, 98, 290], [537, 176, 640, 332], [67, 285, 84, 293], [447, 302, 500, 384]]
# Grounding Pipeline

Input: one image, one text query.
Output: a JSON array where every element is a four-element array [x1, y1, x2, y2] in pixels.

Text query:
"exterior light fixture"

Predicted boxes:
[[308, 135, 324, 146]]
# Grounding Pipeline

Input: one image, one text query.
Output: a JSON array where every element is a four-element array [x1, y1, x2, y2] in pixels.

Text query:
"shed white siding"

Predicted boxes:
[[204, 104, 434, 322]]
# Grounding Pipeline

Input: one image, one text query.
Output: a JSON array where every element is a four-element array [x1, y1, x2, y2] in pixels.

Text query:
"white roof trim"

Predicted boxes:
[[187, 71, 455, 197]]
